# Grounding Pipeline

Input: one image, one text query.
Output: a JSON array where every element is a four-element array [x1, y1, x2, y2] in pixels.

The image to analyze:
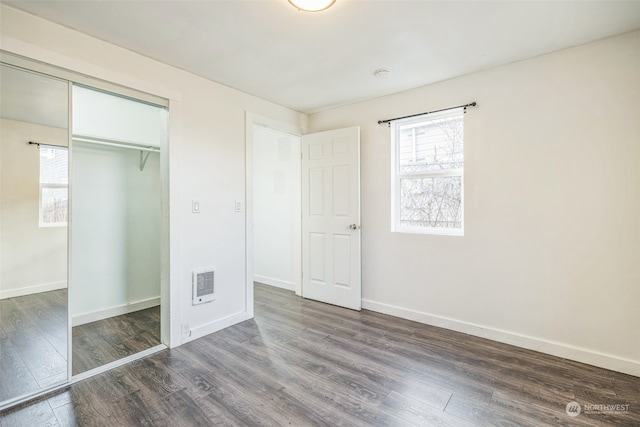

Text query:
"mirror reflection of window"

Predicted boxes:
[[39, 146, 68, 227]]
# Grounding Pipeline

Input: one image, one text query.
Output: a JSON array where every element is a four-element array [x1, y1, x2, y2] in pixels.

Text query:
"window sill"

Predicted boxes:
[[392, 227, 464, 237]]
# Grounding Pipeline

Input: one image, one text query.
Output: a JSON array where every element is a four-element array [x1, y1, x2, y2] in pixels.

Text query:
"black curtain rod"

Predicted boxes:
[[378, 102, 477, 126], [28, 141, 67, 149]]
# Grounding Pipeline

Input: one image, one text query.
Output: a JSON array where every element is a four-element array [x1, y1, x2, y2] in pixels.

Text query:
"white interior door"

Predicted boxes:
[[302, 126, 361, 310]]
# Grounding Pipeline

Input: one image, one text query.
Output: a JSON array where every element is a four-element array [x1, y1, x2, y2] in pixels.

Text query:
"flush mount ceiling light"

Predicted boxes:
[[288, 0, 336, 12]]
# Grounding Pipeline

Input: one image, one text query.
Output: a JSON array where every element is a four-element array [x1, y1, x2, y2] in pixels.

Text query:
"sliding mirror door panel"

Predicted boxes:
[[70, 85, 165, 375], [0, 64, 70, 402]]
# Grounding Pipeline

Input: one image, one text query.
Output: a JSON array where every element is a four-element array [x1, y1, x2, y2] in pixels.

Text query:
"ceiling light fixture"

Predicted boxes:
[[374, 69, 391, 78], [288, 0, 336, 12]]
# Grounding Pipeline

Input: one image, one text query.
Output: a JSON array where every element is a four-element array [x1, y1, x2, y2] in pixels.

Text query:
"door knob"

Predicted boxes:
[[349, 224, 359, 230]]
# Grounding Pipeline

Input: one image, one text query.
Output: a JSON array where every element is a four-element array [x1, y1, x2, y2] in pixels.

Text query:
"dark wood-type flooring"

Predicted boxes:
[[73, 305, 161, 375], [0, 290, 68, 402], [1, 289, 160, 404], [1, 283, 639, 426]]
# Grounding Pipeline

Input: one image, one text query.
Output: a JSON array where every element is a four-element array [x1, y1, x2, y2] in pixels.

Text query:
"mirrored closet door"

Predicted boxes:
[[70, 85, 166, 375], [1, 54, 168, 409], [0, 64, 70, 402]]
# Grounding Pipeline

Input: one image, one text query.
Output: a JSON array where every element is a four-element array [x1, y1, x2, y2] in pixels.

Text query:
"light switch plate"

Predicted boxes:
[[192, 200, 200, 213], [235, 200, 243, 212]]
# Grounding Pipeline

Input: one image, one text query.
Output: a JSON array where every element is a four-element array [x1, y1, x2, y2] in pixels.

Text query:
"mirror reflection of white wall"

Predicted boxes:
[[70, 85, 166, 374], [0, 64, 69, 402]]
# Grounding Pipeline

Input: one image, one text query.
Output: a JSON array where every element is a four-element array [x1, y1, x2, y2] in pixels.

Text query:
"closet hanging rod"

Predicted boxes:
[[72, 134, 160, 153]]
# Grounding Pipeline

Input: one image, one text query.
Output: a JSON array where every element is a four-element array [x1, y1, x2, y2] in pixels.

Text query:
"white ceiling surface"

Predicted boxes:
[[4, 1, 640, 113]]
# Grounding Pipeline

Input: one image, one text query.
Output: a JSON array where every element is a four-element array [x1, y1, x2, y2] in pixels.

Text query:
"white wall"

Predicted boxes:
[[70, 143, 161, 325], [253, 125, 301, 291], [0, 5, 307, 346], [0, 119, 68, 298], [309, 31, 640, 376]]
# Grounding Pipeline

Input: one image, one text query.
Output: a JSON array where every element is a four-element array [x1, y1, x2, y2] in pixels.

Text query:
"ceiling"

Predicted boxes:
[[3, 0, 640, 114]]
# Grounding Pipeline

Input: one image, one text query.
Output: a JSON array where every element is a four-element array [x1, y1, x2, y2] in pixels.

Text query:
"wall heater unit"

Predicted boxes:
[[192, 268, 215, 305]]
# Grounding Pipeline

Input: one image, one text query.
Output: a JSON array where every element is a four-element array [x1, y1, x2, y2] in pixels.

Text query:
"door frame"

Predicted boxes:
[[245, 112, 304, 318]]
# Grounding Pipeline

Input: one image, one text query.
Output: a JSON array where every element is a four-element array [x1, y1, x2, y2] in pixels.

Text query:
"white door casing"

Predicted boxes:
[[301, 126, 361, 310]]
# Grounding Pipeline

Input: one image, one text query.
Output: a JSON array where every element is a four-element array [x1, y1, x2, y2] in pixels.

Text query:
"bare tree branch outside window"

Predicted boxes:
[[395, 112, 463, 232]]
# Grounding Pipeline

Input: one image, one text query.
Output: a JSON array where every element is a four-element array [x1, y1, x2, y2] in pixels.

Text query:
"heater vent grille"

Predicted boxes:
[[192, 268, 215, 305]]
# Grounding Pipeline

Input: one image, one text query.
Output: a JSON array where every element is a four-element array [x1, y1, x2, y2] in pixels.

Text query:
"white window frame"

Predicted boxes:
[[38, 145, 68, 228], [391, 108, 464, 236]]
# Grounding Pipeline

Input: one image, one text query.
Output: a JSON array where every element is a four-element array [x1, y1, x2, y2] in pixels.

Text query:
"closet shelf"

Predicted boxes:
[[72, 134, 160, 171]]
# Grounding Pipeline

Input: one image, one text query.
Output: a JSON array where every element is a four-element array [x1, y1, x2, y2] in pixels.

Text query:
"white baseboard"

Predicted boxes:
[[362, 299, 640, 378], [183, 310, 251, 344], [0, 281, 67, 300], [72, 296, 160, 326], [254, 274, 295, 291]]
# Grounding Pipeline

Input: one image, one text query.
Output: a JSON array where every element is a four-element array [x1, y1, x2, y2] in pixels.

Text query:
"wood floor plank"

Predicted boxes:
[[0, 338, 40, 402], [613, 377, 640, 401], [380, 390, 478, 427], [236, 337, 413, 426], [13, 291, 65, 329], [51, 403, 80, 427], [157, 351, 241, 402], [249, 322, 460, 414], [284, 328, 453, 411], [194, 330, 404, 426], [164, 346, 302, 426], [6, 327, 67, 383], [0, 399, 59, 427], [446, 394, 541, 427], [71, 334, 117, 375], [322, 332, 495, 405], [103, 389, 157, 426], [570, 386, 640, 426], [46, 389, 73, 410], [154, 388, 222, 427], [412, 323, 621, 397], [0, 298, 36, 333], [380, 331, 579, 401], [119, 357, 188, 399], [32, 317, 68, 358], [489, 389, 599, 427], [257, 304, 364, 340], [72, 306, 160, 374]]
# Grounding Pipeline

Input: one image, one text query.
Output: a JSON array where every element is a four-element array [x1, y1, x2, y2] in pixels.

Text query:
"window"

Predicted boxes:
[[391, 108, 464, 235], [39, 146, 68, 227]]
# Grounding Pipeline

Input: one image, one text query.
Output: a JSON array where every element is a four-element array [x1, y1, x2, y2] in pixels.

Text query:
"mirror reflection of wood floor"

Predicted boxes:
[[0, 290, 68, 401], [72, 305, 160, 375], [2, 283, 640, 426], [0, 289, 160, 403]]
